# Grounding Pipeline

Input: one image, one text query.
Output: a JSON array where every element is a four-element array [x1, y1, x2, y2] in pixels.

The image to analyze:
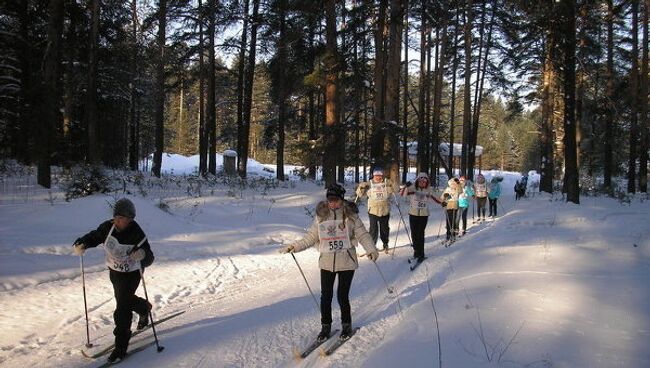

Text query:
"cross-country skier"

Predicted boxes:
[[457, 176, 473, 235], [474, 174, 488, 221], [355, 168, 397, 252], [72, 198, 155, 364], [441, 178, 461, 241], [488, 177, 502, 217], [399, 172, 442, 262], [280, 184, 379, 342]]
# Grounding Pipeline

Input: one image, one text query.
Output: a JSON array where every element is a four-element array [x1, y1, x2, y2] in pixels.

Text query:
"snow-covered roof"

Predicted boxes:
[[406, 142, 483, 157]]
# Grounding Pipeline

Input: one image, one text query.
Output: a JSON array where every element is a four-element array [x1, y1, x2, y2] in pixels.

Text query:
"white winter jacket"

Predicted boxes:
[[291, 201, 378, 272]]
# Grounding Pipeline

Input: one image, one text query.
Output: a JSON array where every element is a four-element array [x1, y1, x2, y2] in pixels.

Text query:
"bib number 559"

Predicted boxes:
[[329, 240, 344, 251]]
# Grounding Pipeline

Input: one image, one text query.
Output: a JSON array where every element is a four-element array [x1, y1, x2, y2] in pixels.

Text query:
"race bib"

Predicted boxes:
[[369, 182, 388, 201], [410, 191, 428, 211], [102, 226, 143, 272], [318, 219, 352, 253]]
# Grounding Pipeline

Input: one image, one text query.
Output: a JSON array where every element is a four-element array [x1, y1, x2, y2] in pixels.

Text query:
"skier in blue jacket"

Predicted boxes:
[[488, 177, 502, 217]]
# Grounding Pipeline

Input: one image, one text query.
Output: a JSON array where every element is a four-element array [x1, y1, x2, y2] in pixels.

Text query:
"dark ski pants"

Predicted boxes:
[[409, 215, 428, 259], [445, 209, 459, 240], [489, 198, 498, 217], [368, 213, 390, 247], [457, 207, 468, 232], [320, 269, 355, 325], [476, 197, 487, 219], [109, 269, 150, 353]]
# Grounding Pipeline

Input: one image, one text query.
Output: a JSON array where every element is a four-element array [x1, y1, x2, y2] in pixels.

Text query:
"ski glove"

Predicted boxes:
[[279, 245, 295, 254], [130, 249, 145, 262], [367, 250, 379, 262], [72, 243, 86, 256]]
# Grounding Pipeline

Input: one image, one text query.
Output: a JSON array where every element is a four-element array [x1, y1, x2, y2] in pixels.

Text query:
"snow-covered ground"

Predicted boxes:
[[1, 160, 649, 368]]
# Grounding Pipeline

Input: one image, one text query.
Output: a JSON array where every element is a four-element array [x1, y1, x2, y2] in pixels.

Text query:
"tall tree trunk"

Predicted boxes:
[[639, 0, 648, 192], [448, 10, 460, 174], [385, 0, 405, 181], [432, 9, 450, 178], [460, 0, 473, 177], [236, 0, 249, 176], [17, 0, 34, 164], [198, 0, 207, 175], [86, 0, 100, 164], [39, 0, 64, 187], [323, 0, 339, 186], [206, 0, 216, 175], [562, 0, 579, 204], [152, 0, 167, 177], [417, 1, 429, 174], [238, 0, 260, 178], [371, 0, 388, 169], [307, 12, 318, 180], [276, 0, 288, 181], [604, 0, 615, 189], [575, 2, 587, 173], [540, 33, 556, 193], [401, 0, 409, 183], [628, 0, 639, 193], [468, 1, 495, 180], [129, 0, 139, 170]]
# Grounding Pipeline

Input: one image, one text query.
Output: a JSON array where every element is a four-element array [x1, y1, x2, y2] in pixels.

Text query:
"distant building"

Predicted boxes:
[[405, 142, 484, 174]]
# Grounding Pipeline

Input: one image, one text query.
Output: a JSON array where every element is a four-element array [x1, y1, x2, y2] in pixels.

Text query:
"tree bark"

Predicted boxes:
[[236, 0, 249, 177], [639, 0, 648, 192], [85, 0, 100, 164], [323, 0, 339, 186], [152, 0, 167, 177], [562, 0, 579, 204], [604, 0, 615, 189], [460, 0, 473, 177], [371, 0, 388, 169], [129, 0, 139, 170], [206, 0, 216, 175], [198, 0, 207, 175], [39, 0, 64, 187], [401, 0, 409, 183], [276, 0, 288, 181], [417, 1, 429, 174], [238, 0, 260, 178], [627, 0, 639, 193]]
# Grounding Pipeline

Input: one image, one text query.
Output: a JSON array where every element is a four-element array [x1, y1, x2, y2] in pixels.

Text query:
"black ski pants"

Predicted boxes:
[[409, 215, 428, 259], [109, 269, 150, 353], [457, 207, 468, 232], [476, 197, 487, 218], [368, 213, 390, 247], [320, 269, 355, 325], [489, 198, 498, 217], [445, 209, 459, 239]]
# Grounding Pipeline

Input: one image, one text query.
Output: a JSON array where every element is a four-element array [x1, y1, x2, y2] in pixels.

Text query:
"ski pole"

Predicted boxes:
[[80, 254, 93, 348], [372, 261, 394, 294], [290, 253, 320, 312], [139, 269, 165, 352], [391, 195, 413, 247], [390, 215, 401, 258], [436, 210, 444, 239]]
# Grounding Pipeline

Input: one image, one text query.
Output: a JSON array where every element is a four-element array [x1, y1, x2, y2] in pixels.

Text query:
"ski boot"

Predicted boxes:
[[317, 324, 331, 342]]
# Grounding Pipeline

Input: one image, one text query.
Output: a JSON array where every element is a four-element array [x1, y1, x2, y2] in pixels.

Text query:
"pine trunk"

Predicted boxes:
[[86, 0, 100, 164], [604, 0, 615, 189], [236, 0, 249, 177], [152, 0, 166, 177], [323, 0, 339, 187], [627, 0, 639, 193], [639, 0, 648, 192], [562, 0, 579, 204], [460, 0, 473, 177]]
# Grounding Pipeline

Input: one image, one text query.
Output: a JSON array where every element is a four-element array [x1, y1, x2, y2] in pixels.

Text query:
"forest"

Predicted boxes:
[[0, 0, 648, 204]]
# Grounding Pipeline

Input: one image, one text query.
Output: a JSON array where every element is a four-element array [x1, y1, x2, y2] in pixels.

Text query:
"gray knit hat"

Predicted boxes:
[[113, 198, 136, 218]]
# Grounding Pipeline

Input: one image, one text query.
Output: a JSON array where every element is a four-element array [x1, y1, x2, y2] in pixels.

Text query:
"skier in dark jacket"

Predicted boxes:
[[72, 198, 155, 364]]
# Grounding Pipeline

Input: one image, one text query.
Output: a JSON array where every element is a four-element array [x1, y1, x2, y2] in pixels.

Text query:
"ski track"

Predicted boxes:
[[2, 191, 650, 367]]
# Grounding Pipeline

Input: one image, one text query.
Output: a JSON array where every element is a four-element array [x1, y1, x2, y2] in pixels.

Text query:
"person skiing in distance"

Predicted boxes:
[[355, 168, 397, 252], [441, 178, 461, 241], [399, 172, 442, 262], [488, 176, 502, 218], [457, 176, 472, 235], [280, 184, 379, 341], [474, 174, 488, 221], [72, 198, 155, 364]]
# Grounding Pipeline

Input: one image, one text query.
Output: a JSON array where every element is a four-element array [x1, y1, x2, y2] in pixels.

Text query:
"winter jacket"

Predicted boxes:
[[291, 200, 377, 272], [442, 179, 461, 210], [474, 181, 488, 198], [355, 179, 397, 217], [77, 220, 154, 271], [488, 180, 502, 199], [400, 184, 440, 217], [458, 183, 473, 208]]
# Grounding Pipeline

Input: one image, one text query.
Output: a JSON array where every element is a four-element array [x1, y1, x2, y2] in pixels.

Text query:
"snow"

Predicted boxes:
[[1, 163, 649, 368]]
